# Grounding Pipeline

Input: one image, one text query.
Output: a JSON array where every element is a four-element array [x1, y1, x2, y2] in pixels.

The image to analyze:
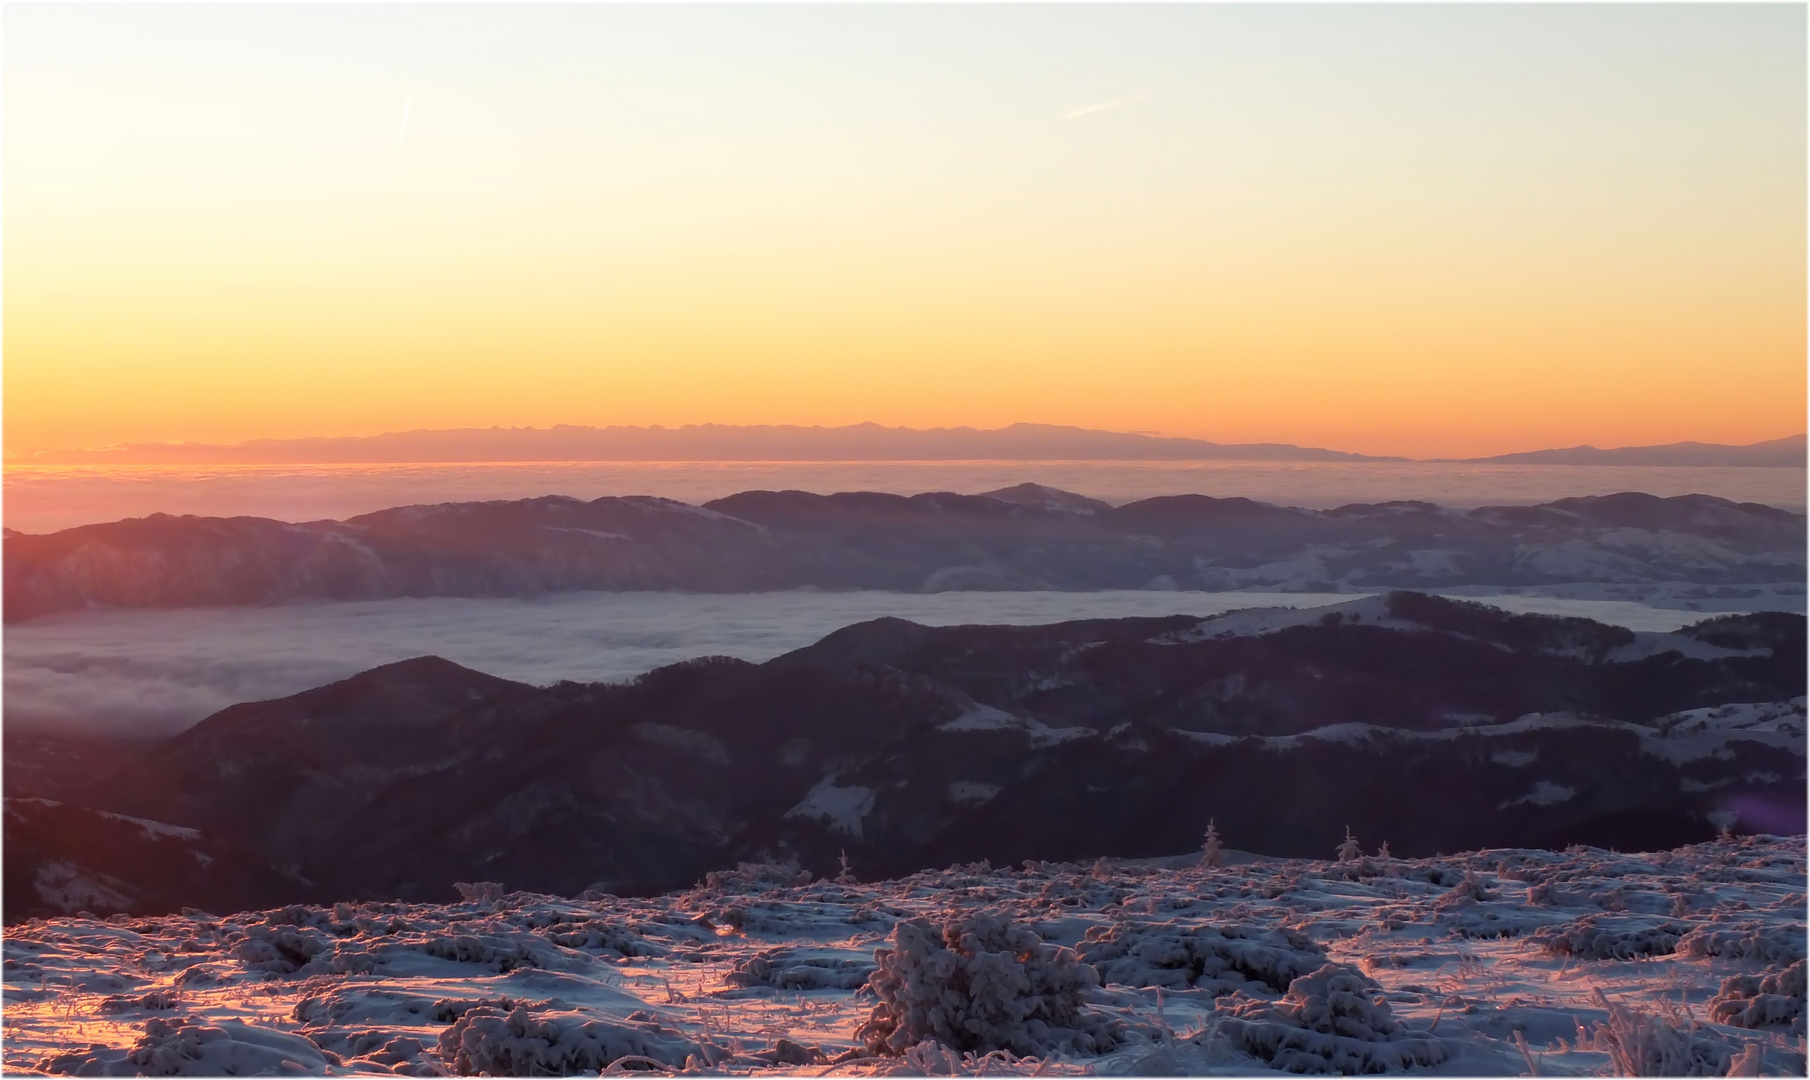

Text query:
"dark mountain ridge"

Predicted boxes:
[[5, 489, 1801, 622], [13, 594, 1801, 918]]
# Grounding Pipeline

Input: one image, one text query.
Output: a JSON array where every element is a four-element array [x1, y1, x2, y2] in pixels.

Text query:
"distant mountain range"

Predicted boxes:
[[1460, 435, 1807, 468], [4, 488, 1803, 622], [6, 594, 1802, 916], [9, 424, 1804, 467]]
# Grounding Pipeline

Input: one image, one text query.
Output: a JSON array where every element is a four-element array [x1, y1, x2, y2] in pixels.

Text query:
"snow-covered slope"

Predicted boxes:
[[6, 836, 1803, 1076]]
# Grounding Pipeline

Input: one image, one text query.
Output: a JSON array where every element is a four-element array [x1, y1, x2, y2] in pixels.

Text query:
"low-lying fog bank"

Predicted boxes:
[[6, 587, 1802, 738]]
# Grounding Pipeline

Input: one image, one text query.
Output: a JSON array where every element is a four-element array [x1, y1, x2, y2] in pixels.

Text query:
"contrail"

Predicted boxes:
[[399, 94, 413, 144], [1062, 92, 1152, 122]]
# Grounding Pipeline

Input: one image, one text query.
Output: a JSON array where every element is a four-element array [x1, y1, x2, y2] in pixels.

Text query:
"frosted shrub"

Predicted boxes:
[[535, 918, 665, 958], [418, 931, 568, 973], [1077, 921, 1327, 994], [1677, 921, 1807, 966], [38, 1017, 330, 1077], [1530, 916, 1685, 961], [701, 862, 813, 894], [1708, 960, 1806, 1035], [453, 882, 507, 904], [1336, 827, 1362, 863], [437, 1005, 727, 1075], [855, 914, 1120, 1057], [227, 924, 329, 975], [727, 947, 876, 991], [1215, 963, 1449, 1074]]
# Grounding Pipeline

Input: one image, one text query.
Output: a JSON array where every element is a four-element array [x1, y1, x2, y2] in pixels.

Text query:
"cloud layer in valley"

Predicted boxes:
[[5, 589, 1797, 738]]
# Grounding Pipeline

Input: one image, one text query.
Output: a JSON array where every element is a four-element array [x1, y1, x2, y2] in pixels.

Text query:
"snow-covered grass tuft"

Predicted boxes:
[[1585, 989, 1744, 1077]]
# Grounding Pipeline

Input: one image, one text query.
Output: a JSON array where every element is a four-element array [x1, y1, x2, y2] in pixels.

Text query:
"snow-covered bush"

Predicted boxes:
[[701, 862, 812, 894], [38, 1017, 330, 1077], [406, 929, 590, 973], [226, 924, 329, 975], [855, 914, 1119, 1057], [534, 918, 665, 958], [1214, 963, 1448, 1074], [1077, 920, 1326, 994], [1443, 871, 1497, 904], [453, 882, 507, 904], [1677, 921, 1807, 966], [1530, 916, 1684, 960], [726, 947, 876, 991], [437, 1005, 727, 1075], [1708, 960, 1806, 1035]]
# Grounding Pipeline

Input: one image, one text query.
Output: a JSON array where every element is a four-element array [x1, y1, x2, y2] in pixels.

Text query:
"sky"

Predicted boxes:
[[6, 4, 1805, 460]]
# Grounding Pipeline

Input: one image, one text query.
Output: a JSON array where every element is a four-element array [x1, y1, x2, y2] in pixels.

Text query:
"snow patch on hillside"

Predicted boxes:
[[1500, 781, 1577, 809], [1151, 595, 1415, 643], [947, 782, 1002, 805], [1640, 699, 1807, 765], [937, 705, 1095, 747], [783, 776, 876, 839]]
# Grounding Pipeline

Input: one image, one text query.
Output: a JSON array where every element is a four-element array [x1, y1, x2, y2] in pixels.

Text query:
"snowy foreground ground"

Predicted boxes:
[[4, 837, 1805, 1077]]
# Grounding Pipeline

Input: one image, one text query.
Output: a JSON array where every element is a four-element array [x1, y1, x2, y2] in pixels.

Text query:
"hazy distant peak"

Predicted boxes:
[[976, 483, 1113, 514], [7, 422, 1395, 466], [1463, 434, 1806, 468]]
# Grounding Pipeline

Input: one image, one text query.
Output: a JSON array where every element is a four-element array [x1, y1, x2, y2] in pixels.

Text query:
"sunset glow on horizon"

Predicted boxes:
[[6, 4, 1805, 461]]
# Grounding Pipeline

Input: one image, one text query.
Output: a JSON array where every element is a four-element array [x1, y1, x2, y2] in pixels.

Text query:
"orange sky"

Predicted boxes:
[[6, 5, 1805, 460]]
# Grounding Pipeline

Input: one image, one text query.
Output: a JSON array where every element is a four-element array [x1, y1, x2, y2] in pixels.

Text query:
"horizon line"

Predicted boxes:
[[6, 421, 1805, 468]]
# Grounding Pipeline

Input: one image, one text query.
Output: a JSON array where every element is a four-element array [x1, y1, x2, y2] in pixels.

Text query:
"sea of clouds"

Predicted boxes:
[[5, 589, 1797, 738]]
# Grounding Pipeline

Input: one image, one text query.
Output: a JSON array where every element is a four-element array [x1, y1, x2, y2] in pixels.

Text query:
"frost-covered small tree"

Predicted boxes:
[[835, 850, 857, 886], [856, 915, 1119, 1056], [1201, 820, 1224, 868], [1377, 841, 1392, 860], [1336, 827, 1362, 863]]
